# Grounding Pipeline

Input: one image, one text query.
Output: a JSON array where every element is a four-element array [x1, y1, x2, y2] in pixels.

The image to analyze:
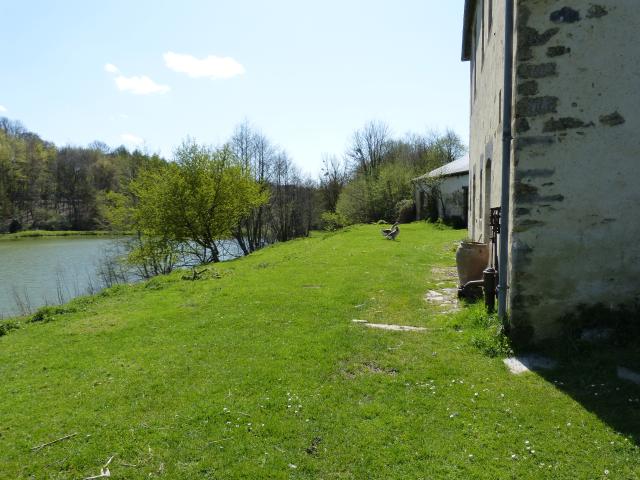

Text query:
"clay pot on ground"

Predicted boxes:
[[455, 241, 490, 286]]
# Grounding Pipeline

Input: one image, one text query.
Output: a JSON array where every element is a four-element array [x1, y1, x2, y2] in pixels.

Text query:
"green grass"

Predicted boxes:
[[1, 223, 639, 479], [0, 230, 116, 240]]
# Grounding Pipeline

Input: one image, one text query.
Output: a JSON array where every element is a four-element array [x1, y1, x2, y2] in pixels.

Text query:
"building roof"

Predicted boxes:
[[414, 155, 470, 181], [461, 0, 477, 61]]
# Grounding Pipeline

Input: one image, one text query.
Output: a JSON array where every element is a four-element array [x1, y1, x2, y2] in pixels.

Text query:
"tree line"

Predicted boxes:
[[324, 120, 466, 226], [0, 117, 164, 232], [1, 116, 466, 275]]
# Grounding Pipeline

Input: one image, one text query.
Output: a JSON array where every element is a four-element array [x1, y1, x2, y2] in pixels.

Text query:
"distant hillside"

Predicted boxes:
[[0, 117, 165, 232]]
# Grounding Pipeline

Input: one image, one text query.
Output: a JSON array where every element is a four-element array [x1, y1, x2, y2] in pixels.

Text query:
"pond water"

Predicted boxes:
[[0, 237, 123, 318], [0, 236, 244, 318]]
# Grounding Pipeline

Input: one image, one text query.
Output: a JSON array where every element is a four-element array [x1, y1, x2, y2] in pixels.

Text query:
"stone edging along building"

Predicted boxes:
[[462, 0, 639, 341]]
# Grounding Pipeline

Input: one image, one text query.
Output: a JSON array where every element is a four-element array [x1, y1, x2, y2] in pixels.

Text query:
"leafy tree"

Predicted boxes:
[[131, 140, 268, 263]]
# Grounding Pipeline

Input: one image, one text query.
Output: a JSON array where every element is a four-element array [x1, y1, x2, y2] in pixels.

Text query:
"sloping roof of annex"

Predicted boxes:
[[413, 155, 470, 181]]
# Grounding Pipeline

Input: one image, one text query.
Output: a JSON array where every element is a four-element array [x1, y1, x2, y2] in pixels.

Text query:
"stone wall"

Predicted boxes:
[[468, 0, 507, 245], [508, 0, 640, 340]]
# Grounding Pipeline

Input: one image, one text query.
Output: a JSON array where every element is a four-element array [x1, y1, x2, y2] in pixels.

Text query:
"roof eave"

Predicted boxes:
[[461, 0, 476, 61]]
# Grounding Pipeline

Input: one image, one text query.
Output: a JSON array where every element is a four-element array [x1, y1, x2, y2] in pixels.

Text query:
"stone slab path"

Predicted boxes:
[[423, 266, 460, 314], [352, 319, 427, 332], [504, 355, 558, 374], [424, 288, 459, 314]]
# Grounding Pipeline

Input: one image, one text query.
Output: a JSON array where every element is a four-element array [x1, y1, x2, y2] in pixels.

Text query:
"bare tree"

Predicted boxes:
[[319, 154, 348, 212], [346, 120, 391, 177], [230, 121, 275, 254], [436, 129, 467, 163]]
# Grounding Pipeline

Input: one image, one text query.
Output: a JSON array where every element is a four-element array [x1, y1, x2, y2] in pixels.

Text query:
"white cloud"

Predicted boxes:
[[105, 62, 169, 95], [163, 51, 245, 79], [121, 133, 144, 146], [104, 63, 120, 74], [0, 105, 7, 113], [114, 75, 170, 95]]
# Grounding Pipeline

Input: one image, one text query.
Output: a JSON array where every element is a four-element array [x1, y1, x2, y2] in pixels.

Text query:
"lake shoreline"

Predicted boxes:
[[0, 236, 126, 317], [0, 230, 126, 241]]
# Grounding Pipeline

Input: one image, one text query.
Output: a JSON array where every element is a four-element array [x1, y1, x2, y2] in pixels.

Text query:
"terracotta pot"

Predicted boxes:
[[455, 241, 490, 286]]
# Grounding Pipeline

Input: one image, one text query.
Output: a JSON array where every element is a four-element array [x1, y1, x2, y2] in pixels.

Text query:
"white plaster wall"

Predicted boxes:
[[438, 174, 469, 220], [414, 174, 468, 222]]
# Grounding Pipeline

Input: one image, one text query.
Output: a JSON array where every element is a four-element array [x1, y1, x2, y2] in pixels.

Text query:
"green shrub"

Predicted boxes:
[[320, 211, 348, 231], [0, 320, 20, 336], [29, 305, 76, 323], [98, 284, 131, 298]]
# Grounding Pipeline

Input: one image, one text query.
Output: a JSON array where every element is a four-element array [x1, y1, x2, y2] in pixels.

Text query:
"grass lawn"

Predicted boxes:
[[1, 223, 638, 479]]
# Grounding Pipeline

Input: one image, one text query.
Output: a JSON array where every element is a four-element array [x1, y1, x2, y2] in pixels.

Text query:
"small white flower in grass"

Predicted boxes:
[[525, 440, 530, 445], [468, 454, 474, 459], [511, 454, 518, 460], [605, 469, 610, 475], [289, 464, 297, 469]]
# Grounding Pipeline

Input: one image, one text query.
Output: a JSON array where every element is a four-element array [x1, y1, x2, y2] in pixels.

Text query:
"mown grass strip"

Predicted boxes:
[[0, 223, 638, 479]]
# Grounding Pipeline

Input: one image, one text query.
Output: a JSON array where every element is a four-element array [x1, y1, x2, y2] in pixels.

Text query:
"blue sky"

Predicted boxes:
[[0, 0, 469, 175]]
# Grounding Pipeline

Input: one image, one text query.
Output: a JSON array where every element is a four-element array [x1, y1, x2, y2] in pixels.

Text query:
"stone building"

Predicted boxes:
[[413, 156, 469, 227], [462, 0, 640, 341]]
